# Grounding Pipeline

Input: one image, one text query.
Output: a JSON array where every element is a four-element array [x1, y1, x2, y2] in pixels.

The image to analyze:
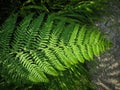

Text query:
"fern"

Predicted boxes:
[[0, 13, 111, 86]]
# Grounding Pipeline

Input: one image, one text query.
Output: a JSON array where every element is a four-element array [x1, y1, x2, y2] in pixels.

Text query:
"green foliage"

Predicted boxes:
[[0, 12, 111, 89], [8, 0, 107, 20]]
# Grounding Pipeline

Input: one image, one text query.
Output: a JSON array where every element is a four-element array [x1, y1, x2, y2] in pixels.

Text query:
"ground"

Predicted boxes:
[[88, 1, 120, 90]]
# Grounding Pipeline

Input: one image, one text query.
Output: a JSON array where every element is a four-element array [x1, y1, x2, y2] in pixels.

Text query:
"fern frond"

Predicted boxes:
[[37, 14, 54, 48], [49, 19, 66, 47], [71, 45, 85, 63], [12, 14, 34, 51], [69, 24, 80, 44], [60, 23, 75, 44], [63, 46, 78, 64], [86, 45, 94, 60], [43, 48, 65, 71], [0, 14, 17, 51], [79, 45, 91, 60], [53, 47, 71, 68], [24, 13, 45, 49], [1, 53, 29, 84], [0, 13, 111, 85], [77, 25, 87, 44], [16, 52, 49, 83], [29, 50, 58, 76]]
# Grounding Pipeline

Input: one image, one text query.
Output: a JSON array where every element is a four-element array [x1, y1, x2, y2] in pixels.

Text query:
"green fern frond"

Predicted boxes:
[[71, 45, 85, 63], [37, 14, 55, 48], [29, 50, 58, 76], [43, 48, 66, 71], [0, 14, 17, 52], [69, 24, 80, 44], [0, 13, 111, 85], [11, 14, 34, 51], [17, 52, 49, 83], [53, 47, 72, 68], [77, 25, 87, 44]]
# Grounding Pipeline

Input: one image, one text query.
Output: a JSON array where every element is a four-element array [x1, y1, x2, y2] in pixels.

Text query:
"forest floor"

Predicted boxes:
[[88, 1, 120, 90]]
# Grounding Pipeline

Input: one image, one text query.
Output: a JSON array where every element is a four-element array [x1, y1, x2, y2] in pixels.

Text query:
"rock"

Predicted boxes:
[[89, 1, 120, 90]]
